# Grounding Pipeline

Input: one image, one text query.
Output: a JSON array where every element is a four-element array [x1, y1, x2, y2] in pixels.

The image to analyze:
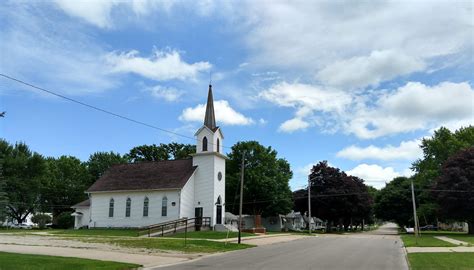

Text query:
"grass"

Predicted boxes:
[[401, 231, 474, 247], [408, 253, 474, 270], [0, 252, 140, 270], [401, 234, 457, 247], [447, 235, 474, 245], [51, 229, 140, 237], [169, 231, 255, 239], [81, 237, 254, 253]]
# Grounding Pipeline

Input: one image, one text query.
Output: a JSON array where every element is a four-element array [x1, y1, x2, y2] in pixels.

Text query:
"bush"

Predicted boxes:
[[56, 212, 74, 229], [31, 214, 52, 229]]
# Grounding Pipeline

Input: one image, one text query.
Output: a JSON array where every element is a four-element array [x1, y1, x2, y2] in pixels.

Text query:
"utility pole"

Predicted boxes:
[[238, 151, 245, 244], [308, 175, 312, 235], [410, 178, 419, 243]]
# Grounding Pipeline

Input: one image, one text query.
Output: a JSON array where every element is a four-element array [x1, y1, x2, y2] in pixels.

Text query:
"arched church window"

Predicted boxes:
[[125, 198, 131, 217], [217, 138, 220, 153], [162, 196, 168, 217], [216, 196, 222, 205], [109, 198, 114, 218], [143, 197, 149, 217], [202, 137, 208, 151]]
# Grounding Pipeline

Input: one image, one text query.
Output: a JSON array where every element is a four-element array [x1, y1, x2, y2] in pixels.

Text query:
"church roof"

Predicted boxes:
[[204, 84, 216, 130], [87, 159, 197, 192], [71, 199, 90, 208]]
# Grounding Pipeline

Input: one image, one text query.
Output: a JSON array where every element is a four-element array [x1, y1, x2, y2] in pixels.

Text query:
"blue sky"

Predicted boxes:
[[1, 1, 473, 190]]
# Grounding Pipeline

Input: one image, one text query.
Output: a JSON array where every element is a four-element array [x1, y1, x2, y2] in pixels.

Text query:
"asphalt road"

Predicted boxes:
[[155, 223, 408, 270]]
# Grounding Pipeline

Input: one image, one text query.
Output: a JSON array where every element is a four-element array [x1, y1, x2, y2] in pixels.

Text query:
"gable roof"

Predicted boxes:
[[71, 199, 90, 208], [87, 159, 197, 193]]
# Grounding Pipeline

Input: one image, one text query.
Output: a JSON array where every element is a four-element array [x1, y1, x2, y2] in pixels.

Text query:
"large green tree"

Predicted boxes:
[[225, 141, 293, 217], [41, 156, 91, 221], [412, 126, 474, 224], [413, 126, 474, 184], [294, 161, 374, 231], [433, 147, 474, 234], [126, 143, 196, 162], [0, 140, 46, 224], [86, 151, 127, 180], [374, 177, 416, 228]]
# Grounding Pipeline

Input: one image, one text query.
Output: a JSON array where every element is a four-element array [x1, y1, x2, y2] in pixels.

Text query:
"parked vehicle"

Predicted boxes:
[[420, 225, 438, 231], [9, 223, 32, 229]]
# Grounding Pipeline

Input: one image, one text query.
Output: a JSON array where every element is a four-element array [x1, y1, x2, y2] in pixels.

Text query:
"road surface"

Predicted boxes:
[[155, 223, 408, 270]]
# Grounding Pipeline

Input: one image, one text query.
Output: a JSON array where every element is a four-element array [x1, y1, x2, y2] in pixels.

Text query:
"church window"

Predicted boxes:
[[202, 137, 208, 151], [109, 198, 114, 218], [217, 138, 220, 153], [162, 196, 168, 217], [143, 197, 149, 217], [125, 198, 131, 217]]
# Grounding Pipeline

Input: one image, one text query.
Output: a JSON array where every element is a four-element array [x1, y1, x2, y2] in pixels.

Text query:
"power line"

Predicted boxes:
[[0, 73, 231, 149]]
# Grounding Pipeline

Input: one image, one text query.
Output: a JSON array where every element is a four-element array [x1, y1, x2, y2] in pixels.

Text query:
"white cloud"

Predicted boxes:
[[146, 85, 183, 102], [235, 1, 472, 82], [260, 82, 353, 132], [0, 3, 116, 95], [105, 49, 211, 81], [316, 50, 425, 88], [348, 81, 474, 139], [179, 100, 254, 126], [53, 0, 175, 28], [54, 0, 216, 28], [279, 118, 310, 133], [347, 164, 403, 189], [336, 139, 422, 161]]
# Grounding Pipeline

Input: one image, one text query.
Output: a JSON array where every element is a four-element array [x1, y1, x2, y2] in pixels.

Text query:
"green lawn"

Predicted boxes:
[[448, 235, 474, 245], [169, 231, 255, 239], [0, 252, 140, 270], [401, 234, 457, 247], [408, 253, 474, 270], [82, 238, 254, 253], [52, 229, 139, 237]]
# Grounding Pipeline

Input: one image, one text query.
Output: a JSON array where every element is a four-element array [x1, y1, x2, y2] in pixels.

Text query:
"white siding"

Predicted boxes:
[[214, 155, 226, 220], [89, 190, 180, 228], [193, 154, 215, 223], [179, 173, 195, 219], [73, 206, 90, 229]]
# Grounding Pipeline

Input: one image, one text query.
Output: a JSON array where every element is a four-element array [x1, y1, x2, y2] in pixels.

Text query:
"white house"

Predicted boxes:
[[72, 85, 226, 229]]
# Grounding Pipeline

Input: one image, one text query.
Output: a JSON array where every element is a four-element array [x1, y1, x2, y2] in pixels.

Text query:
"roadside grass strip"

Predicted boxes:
[[408, 253, 474, 270], [169, 231, 255, 239], [0, 251, 140, 270], [401, 234, 457, 247], [80, 238, 254, 253], [52, 229, 140, 237]]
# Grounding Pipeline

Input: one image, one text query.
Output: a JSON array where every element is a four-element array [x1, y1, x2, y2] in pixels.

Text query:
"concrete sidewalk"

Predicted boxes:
[[435, 236, 470, 246], [406, 246, 474, 253]]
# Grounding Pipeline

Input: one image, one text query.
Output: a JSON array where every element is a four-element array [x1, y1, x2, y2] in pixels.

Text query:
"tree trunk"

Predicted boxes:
[[468, 221, 474, 235]]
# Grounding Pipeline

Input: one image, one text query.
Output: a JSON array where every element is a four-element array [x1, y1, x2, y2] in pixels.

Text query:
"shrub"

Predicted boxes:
[[56, 212, 74, 229], [31, 214, 52, 229]]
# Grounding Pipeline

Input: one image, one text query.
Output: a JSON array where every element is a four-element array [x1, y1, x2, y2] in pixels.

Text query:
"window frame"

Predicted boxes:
[[143, 197, 149, 217], [161, 196, 168, 217], [125, 198, 131, 218], [202, 136, 208, 151], [108, 198, 114, 218]]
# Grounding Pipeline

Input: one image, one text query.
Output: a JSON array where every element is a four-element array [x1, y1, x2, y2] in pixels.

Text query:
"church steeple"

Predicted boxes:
[[204, 84, 216, 130]]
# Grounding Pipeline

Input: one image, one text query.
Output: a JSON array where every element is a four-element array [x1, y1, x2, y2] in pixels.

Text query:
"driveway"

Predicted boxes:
[[155, 223, 408, 270]]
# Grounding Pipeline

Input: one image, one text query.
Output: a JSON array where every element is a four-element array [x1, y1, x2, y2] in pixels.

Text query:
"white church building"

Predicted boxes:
[[72, 85, 226, 229]]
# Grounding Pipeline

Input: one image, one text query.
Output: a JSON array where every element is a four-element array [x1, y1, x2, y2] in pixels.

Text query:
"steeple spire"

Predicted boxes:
[[204, 84, 216, 130]]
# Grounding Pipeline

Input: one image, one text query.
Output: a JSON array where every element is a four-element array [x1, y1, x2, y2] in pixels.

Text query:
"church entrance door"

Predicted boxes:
[[195, 207, 203, 231]]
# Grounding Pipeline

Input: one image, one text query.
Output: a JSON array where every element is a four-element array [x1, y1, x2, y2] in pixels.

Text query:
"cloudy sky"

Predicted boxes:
[[1, 0, 473, 189]]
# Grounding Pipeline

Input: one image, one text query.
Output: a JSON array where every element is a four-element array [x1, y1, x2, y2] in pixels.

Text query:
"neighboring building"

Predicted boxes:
[[71, 85, 226, 229]]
